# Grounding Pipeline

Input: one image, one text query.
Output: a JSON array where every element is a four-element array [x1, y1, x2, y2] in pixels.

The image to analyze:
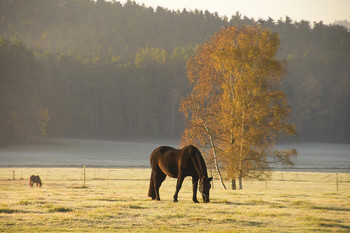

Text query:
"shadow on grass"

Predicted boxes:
[[48, 207, 74, 213], [311, 206, 350, 212], [293, 201, 350, 212], [71, 186, 88, 189], [213, 199, 284, 208], [218, 218, 265, 227], [0, 208, 17, 214], [0, 208, 33, 214], [212, 200, 243, 205], [318, 223, 350, 230], [128, 204, 146, 209], [96, 198, 117, 202], [305, 216, 350, 230]]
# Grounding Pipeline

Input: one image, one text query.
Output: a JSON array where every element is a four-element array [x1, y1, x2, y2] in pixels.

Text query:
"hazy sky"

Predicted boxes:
[[125, 0, 350, 24]]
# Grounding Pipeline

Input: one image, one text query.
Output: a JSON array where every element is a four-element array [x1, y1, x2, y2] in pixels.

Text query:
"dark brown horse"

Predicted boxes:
[[29, 175, 42, 187], [148, 145, 212, 203]]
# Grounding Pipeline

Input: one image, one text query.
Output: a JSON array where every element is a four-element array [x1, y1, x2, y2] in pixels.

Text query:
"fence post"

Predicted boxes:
[[13, 170, 15, 180], [83, 166, 86, 187], [107, 169, 111, 188], [336, 173, 339, 192]]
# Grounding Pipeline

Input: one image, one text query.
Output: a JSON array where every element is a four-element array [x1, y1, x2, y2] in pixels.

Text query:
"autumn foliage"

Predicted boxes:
[[180, 25, 297, 189]]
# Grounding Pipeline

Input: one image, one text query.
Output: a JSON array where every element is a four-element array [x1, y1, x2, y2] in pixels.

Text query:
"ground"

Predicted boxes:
[[0, 168, 350, 232]]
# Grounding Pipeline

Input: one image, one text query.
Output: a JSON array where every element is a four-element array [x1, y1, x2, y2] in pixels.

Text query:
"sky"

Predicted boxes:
[[124, 0, 350, 24]]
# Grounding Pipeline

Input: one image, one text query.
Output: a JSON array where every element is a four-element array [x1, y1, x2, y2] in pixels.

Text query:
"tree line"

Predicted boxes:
[[0, 0, 349, 145]]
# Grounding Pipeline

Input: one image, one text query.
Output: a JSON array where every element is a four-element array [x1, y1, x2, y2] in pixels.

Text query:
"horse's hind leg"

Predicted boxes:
[[153, 168, 166, 201]]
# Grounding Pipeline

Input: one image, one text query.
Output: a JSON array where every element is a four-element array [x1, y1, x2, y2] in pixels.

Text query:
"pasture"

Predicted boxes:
[[1, 168, 350, 232]]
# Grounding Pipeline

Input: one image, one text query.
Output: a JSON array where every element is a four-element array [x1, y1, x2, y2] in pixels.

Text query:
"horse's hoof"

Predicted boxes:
[[173, 199, 178, 202], [193, 200, 199, 203]]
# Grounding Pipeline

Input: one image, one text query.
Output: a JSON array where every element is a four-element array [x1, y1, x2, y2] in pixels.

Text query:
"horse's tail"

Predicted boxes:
[[148, 170, 155, 198], [29, 175, 34, 187]]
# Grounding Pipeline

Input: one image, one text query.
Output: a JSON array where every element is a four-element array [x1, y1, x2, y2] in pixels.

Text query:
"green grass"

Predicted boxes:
[[0, 168, 350, 232]]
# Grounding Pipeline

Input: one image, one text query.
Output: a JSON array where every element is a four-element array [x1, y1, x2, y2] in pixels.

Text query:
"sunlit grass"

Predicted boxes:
[[0, 168, 349, 232]]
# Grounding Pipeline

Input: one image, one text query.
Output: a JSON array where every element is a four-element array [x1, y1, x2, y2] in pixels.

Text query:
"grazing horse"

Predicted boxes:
[[148, 145, 212, 203], [29, 175, 42, 187]]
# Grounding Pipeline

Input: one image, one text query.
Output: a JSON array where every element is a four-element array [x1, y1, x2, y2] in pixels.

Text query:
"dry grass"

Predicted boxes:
[[1, 168, 350, 232]]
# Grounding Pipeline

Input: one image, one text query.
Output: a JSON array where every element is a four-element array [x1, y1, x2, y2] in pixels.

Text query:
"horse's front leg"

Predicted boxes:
[[173, 173, 185, 202], [192, 177, 199, 203]]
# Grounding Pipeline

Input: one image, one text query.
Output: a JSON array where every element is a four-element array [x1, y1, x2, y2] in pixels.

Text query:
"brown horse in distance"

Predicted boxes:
[[29, 175, 42, 187], [148, 145, 212, 203]]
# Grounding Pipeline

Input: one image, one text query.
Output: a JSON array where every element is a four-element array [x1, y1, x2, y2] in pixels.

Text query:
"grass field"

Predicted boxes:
[[1, 168, 350, 232]]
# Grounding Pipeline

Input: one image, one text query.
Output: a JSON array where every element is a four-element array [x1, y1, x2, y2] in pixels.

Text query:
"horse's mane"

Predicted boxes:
[[185, 145, 208, 179]]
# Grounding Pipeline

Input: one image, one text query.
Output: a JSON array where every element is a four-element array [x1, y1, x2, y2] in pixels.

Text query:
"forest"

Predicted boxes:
[[0, 0, 349, 145]]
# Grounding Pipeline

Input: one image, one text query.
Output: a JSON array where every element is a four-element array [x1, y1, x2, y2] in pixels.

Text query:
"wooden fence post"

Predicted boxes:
[[107, 169, 111, 188], [83, 166, 86, 187], [336, 173, 339, 192]]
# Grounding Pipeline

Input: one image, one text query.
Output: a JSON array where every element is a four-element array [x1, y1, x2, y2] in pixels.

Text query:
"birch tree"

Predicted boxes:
[[180, 25, 297, 189]]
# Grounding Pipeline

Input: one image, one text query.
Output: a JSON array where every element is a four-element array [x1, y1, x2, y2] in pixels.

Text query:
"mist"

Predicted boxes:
[[0, 0, 349, 169], [0, 138, 348, 173], [0, 138, 177, 167]]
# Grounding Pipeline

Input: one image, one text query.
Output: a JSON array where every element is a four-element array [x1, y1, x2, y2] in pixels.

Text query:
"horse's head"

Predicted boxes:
[[36, 176, 42, 187], [199, 176, 213, 203]]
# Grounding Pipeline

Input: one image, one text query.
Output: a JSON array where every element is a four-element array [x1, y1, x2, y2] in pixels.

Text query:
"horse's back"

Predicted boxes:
[[150, 146, 177, 161]]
